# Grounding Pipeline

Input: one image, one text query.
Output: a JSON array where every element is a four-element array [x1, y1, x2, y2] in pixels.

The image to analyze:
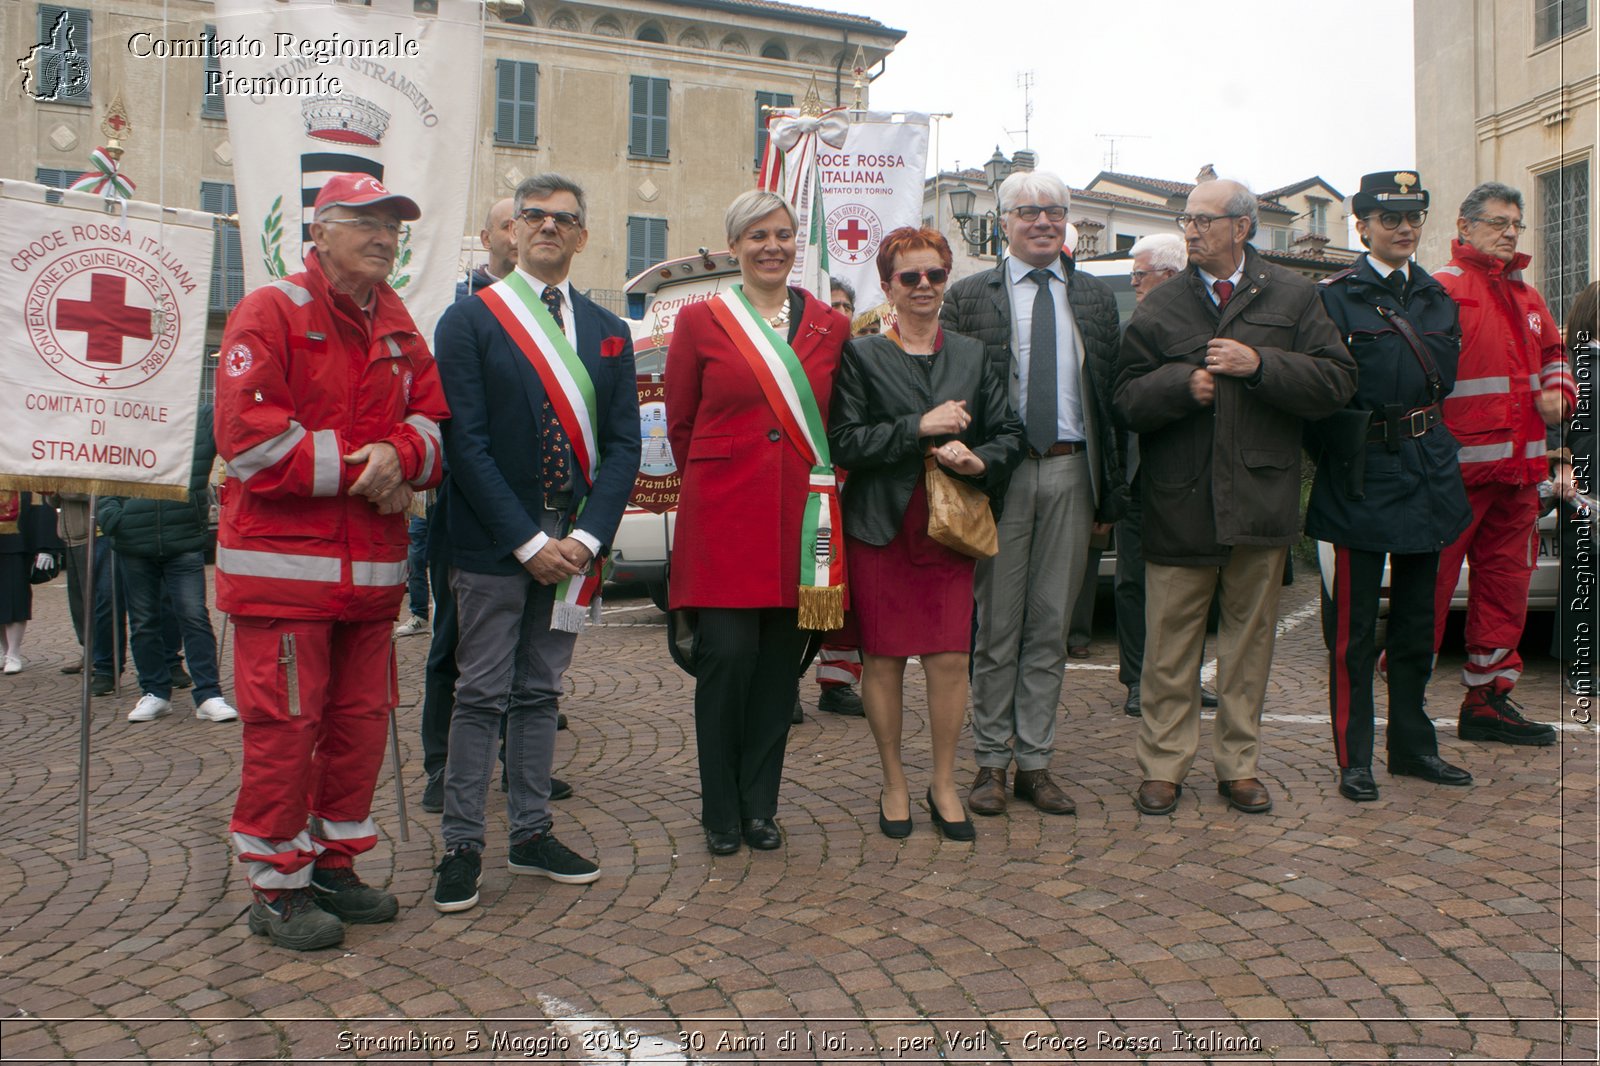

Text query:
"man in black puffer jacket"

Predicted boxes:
[[939, 169, 1127, 821], [98, 404, 236, 724]]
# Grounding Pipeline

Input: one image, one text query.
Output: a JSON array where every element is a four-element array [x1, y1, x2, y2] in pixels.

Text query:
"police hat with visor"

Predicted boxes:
[[1350, 171, 1429, 219]]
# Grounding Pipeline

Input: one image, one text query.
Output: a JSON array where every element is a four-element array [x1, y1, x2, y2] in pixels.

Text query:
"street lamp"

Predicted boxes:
[[948, 147, 1014, 257]]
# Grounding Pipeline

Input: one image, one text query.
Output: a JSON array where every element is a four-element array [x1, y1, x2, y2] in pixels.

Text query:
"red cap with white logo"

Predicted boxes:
[[313, 173, 421, 221]]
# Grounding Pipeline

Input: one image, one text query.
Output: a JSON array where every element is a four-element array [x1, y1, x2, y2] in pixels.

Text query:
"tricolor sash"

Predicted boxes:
[[479, 274, 604, 633], [707, 287, 844, 630]]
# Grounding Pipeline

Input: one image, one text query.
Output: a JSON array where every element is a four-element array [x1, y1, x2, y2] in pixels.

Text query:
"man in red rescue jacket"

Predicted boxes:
[[214, 174, 449, 950], [1433, 180, 1574, 746]]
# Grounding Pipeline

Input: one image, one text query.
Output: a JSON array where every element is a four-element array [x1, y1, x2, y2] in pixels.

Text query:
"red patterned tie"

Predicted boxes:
[[540, 285, 573, 494], [1213, 279, 1234, 309]]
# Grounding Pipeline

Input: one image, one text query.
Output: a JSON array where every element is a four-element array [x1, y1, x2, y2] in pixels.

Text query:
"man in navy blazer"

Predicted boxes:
[[430, 173, 641, 913]]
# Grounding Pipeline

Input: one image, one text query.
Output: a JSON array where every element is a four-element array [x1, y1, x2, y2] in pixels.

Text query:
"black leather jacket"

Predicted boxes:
[[829, 331, 1025, 546]]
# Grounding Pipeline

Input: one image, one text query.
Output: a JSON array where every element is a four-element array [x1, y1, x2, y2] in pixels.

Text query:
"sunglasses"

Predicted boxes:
[[517, 208, 582, 230], [893, 268, 949, 287]]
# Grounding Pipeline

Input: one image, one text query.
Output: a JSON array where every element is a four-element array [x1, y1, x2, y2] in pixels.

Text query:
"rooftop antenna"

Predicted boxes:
[[1095, 132, 1149, 171], [1007, 70, 1034, 149]]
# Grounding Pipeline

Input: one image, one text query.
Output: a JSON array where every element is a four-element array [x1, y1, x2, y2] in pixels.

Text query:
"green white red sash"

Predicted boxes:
[[707, 286, 844, 630], [479, 273, 603, 633]]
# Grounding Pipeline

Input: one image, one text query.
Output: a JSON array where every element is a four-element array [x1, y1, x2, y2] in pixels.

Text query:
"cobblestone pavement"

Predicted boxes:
[[0, 568, 1594, 1064]]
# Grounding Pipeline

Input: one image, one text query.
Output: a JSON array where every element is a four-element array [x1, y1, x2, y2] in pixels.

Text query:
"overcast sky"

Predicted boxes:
[[846, 0, 1417, 202]]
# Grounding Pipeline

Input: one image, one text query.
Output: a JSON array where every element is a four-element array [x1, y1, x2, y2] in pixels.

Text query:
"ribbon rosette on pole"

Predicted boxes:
[[68, 147, 136, 200], [758, 103, 848, 300]]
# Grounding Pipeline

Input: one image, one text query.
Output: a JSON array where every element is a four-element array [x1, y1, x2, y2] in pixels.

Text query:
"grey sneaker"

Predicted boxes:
[[247, 887, 344, 950], [508, 832, 600, 884], [433, 848, 482, 913], [309, 865, 398, 923]]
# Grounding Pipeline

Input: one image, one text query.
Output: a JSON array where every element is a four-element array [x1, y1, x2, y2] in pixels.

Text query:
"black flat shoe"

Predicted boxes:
[[878, 793, 913, 839], [925, 789, 975, 842], [704, 828, 741, 855], [741, 817, 782, 850], [1338, 767, 1379, 802], [1388, 753, 1473, 786]]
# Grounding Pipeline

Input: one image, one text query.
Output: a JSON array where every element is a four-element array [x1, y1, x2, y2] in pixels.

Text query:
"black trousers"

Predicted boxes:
[[420, 542, 460, 777], [1112, 480, 1146, 688], [692, 607, 808, 831], [1321, 546, 1439, 768]]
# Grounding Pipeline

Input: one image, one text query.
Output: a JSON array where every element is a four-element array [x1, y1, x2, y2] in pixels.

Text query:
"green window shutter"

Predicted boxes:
[[201, 24, 224, 119], [495, 59, 516, 142], [649, 78, 670, 158], [628, 76, 649, 156]]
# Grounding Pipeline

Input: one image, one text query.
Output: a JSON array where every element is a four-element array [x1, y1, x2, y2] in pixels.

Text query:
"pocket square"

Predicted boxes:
[[601, 336, 627, 358]]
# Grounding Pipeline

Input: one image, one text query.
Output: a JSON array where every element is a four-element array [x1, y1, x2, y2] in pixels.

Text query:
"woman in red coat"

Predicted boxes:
[[666, 190, 849, 856]]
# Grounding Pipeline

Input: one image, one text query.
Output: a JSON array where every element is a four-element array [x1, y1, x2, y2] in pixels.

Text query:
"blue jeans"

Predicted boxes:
[[91, 545, 181, 678], [121, 551, 222, 705], [406, 513, 431, 617]]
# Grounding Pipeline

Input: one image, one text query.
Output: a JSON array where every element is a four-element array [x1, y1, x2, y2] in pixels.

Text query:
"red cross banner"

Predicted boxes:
[[210, 0, 483, 345], [814, 112, 930, 321], [0, 182, 215, 499]]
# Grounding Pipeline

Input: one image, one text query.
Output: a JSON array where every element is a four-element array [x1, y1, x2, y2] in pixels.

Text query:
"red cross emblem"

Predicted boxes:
[[836, 218, 871, 251], [54, 273, 152, 365]]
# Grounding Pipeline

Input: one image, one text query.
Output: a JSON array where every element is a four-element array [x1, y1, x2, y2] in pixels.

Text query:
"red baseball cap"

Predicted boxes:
[[313, 173, 421, 221]]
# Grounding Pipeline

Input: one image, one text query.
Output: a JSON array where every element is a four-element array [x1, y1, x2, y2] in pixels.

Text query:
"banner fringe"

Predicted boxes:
[[796, 584, 844, 632], [0, 476, 191, 502]]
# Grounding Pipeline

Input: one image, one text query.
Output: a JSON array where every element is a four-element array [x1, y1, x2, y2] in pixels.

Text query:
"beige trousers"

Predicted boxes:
[[1137, 546, 1287, 784]]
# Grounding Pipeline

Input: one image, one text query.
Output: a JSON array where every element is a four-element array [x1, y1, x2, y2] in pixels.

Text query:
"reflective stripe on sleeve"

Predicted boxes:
[[227, 422, 308, 482], [352, 560, 407, 587], [217, 545, 342, 583], [271, 280, 313, 307], [405, 414, 441, 485], [311, 429, 342, 497], [1525, 439, 1548, 458], [1457, 442, 1514, 464], [1448, 376, 1510, 398]]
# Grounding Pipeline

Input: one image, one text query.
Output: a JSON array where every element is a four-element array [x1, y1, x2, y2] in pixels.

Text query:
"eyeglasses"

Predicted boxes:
[[1368, 210, 1428, 230], [518, 207, 582, 230], [1175, 213, 1242, 231], [1008, 204, 1067, 222], [1129, 269, 1171, 283], [1470, 215, 1527, 233], [893, 268, 949, 287], [318, 216, 402, 235]]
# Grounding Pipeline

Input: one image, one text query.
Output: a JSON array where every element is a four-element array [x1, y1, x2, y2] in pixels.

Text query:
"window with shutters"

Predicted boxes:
[[628, 76, 669, 159], [1535, 0, 1587, 45], [494, 59, 538, 146], [32, 5, 91, 105], [201, 182, 245, 314], [35, 167, 79, 189], [201, 25, 225, 119], [1307, 197, 1329, 237], [755, 90, 794, 166], [1540, 160, 1589, 324], [627, 216, 667, 277]]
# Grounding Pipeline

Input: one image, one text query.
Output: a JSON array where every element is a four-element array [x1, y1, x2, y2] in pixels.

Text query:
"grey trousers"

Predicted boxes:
[[442, 564, 577, 850], [970, 451, 1093, 771]]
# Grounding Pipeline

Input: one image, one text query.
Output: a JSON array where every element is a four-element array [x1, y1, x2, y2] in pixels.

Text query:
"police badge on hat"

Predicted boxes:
[[1350, 171, 1431, 216]]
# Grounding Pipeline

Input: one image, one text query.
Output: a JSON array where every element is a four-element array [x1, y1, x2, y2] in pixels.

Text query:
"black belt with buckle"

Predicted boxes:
[[544, 491, 574, 512], [1366, 403, 1442, 448], [1027, 440, 1085, 459]]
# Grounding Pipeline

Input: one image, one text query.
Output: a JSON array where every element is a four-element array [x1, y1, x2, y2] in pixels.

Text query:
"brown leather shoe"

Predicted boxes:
[[1013, 768, 1076, 815], [967, 766, 1008, 816], [1135, 779, 1180, 815], [1218, 777, 1273, 813]]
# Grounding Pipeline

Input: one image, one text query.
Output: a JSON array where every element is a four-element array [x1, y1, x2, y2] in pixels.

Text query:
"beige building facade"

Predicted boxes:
[[1414, 0, 1596, 320], [3, 0, 903, 326]]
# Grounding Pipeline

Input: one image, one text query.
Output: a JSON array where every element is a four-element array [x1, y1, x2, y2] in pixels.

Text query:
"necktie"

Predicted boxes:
[[1026, 268, 1057, 455], [1387, 270, 1407, 298], [539, 285, 573, 494], [1213, 279, 1234, 309]]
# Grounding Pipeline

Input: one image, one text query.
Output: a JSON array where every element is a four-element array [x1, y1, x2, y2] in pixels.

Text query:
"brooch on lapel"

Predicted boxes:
[[601, 336, 627, 358], [805, 323, 831, 339]]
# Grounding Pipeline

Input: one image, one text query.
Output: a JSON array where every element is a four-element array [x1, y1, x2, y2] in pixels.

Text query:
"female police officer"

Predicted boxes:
[[1308, 171, 1475, 803]]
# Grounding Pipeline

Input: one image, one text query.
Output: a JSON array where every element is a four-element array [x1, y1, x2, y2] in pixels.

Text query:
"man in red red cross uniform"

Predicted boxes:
[[214, 173, 449, 950], [1432, 181, 1574, 746]]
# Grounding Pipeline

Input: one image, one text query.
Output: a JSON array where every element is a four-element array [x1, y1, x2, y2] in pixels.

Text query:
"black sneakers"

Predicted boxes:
[[248, 887, 344, 951], [1458, 686, 1557, 746], [433, 848, 483, 913], [817, 685, 865, 717], [508, 832, 600, 884], [309, 865, 399, 923]]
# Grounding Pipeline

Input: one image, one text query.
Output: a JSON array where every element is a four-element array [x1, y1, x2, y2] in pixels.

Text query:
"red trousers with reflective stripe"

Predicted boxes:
[[815, 612, 861, 688], [1323, 547, 1440, 768], [229, 616, 396, 880], [1432, 481, 1540, 688]]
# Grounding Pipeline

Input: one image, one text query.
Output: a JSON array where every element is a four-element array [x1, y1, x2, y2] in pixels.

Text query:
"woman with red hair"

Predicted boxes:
[[829, 227, 1024, 840]]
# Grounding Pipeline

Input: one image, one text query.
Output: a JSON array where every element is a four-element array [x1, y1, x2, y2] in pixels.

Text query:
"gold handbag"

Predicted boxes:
[[924, 456, 998, 558]]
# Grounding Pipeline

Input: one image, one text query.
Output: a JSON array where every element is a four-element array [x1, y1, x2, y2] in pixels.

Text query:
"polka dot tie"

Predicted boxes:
[[540, 285, 572, 494]]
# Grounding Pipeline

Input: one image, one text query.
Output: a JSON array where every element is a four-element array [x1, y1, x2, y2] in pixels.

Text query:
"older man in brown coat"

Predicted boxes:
[[1114, 179, 1357, 817]]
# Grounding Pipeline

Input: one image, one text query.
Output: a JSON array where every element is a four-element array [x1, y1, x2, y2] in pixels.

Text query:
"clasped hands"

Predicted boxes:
[[1189, 338, 1261, 407], [524, 537, 594, 585], [922, 400, 985, 475], [344, 441, 412, 514]]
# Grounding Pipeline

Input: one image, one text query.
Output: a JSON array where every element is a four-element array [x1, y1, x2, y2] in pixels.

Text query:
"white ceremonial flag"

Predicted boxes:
[[0, 182, 215, 499], [816, 112, 931, 319], [210, 0, 483, 342], [760, 108, 849, 301]]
